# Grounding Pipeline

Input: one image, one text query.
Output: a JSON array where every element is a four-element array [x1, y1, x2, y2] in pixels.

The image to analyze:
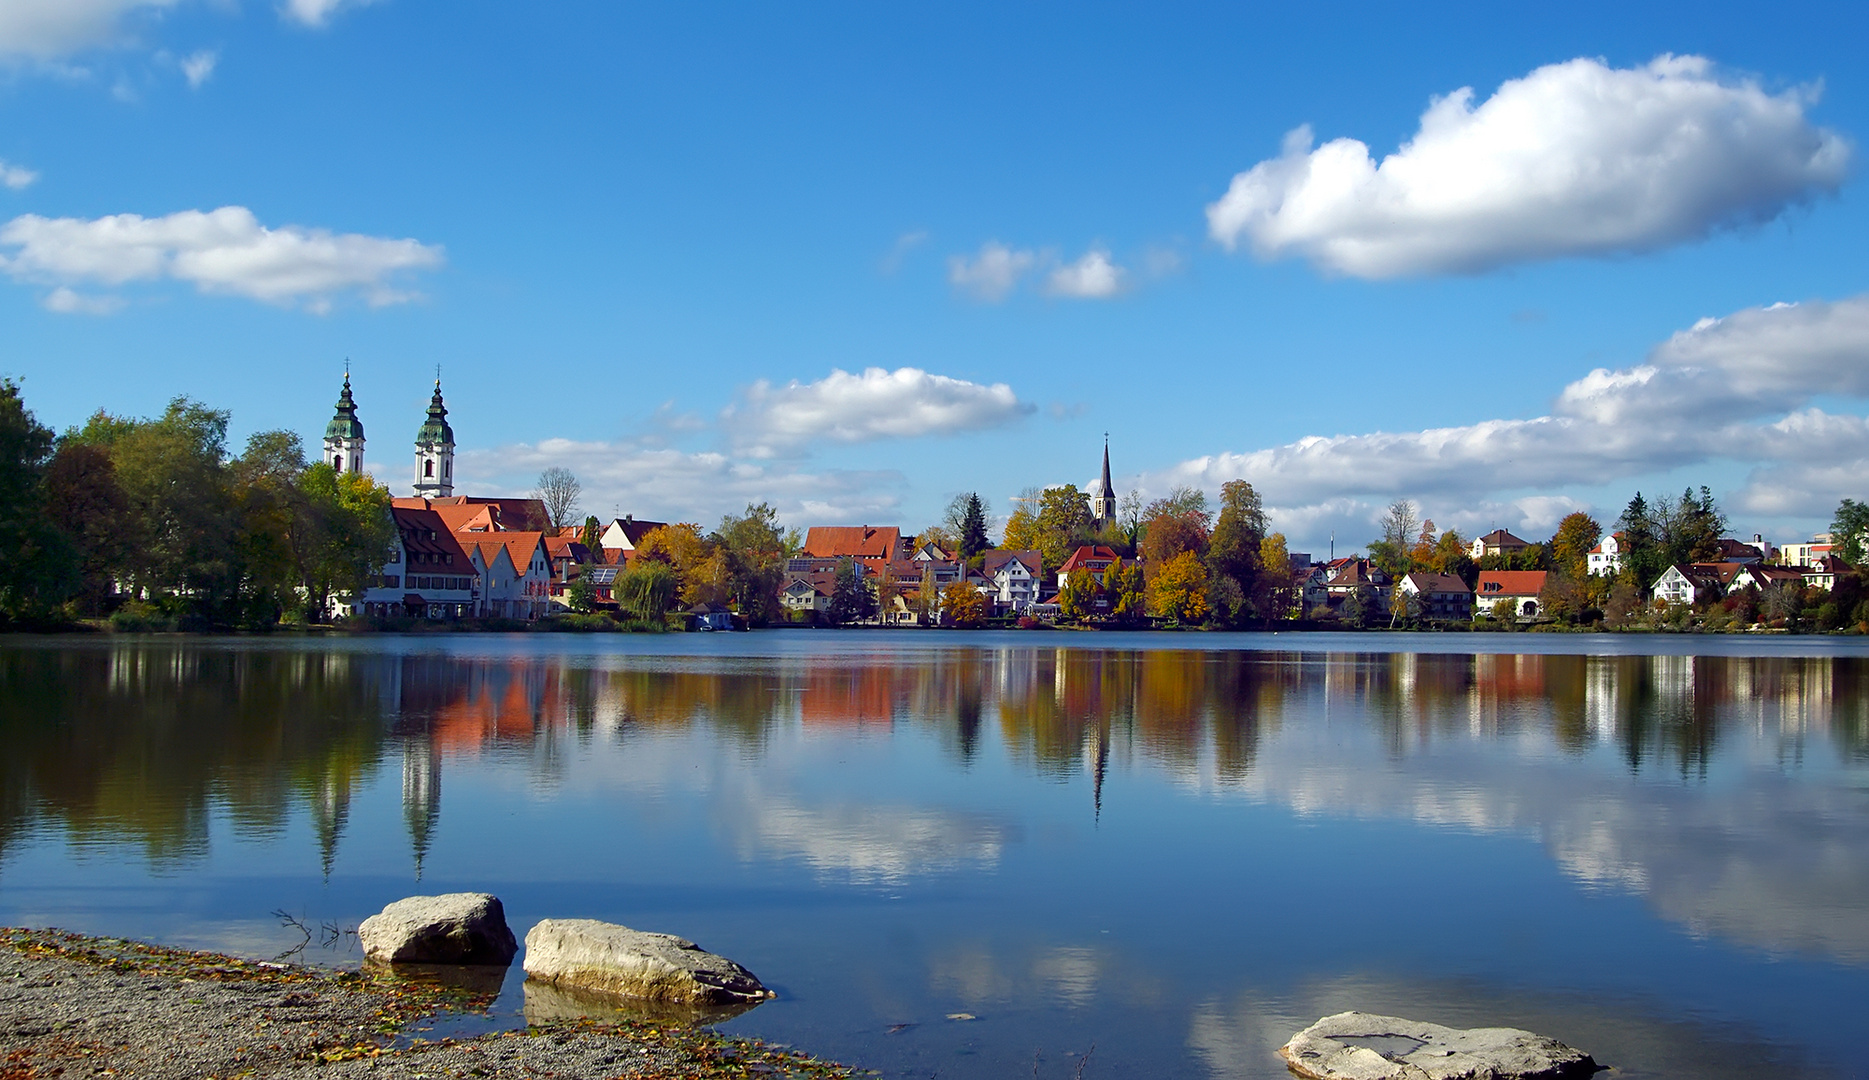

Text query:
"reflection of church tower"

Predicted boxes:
[[401, 734, 442, 879], [1086, 718, 1109, 823], [1092, 436, 1116, 526], [412, 377, 455, 498], [310, 772, 352, 882], [323, 368, 366, 474]]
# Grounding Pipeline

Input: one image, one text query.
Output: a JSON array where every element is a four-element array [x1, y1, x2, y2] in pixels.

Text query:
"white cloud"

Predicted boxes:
[[281, 0, 379, 28], [726, 366, 1034, 455], [41, 285, 124, 315], [879, 229, 927, 275], [457, 438, 906, 526], [0, 205, 443, 310], [179, 47, 214, 87], [947, 241, 1036, 302], [1045, 247, 1126, 299], [0, 0, 182, 58], [0, 160, 36, 190], [1207, 55, 1851, 278], [1147, 293, 1869, 547]]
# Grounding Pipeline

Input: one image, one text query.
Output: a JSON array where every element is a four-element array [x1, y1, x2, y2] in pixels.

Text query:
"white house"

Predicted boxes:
[[462, 533, 553, 620], [1587, 533, 1626, 577], [981, 549, 1043, 613], [346, 506, 479, 619], [1474, 570, 1547, 618]]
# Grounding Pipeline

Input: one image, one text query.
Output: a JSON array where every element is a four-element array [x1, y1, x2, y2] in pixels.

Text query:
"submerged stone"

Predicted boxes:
[[1279, 1012, 1598, 1080], [357, 893, 518, 966], [523, 918, 774, 1005]]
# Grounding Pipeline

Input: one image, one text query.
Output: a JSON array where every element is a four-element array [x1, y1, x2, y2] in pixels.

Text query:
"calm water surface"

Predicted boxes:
[[3, 631, 1868, 1078]]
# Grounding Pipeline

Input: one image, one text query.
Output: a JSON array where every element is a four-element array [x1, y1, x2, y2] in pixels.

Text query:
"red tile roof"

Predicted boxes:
[[1475, 570, 1547, 596], [802, 526, 902, 561]]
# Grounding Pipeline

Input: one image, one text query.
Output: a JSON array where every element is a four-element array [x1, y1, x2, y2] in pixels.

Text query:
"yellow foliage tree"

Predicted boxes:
[[941, 581, 987, 627], [634, 523, 726, 606], [1148, 550, 1209, 624]]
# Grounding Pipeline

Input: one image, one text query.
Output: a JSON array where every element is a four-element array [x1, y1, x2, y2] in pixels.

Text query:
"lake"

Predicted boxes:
[[3, 631, 1867, 1078]]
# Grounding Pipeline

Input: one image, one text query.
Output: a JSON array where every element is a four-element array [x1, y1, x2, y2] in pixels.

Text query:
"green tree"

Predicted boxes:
[[0, 380, 79, 621], [616, 560, 679, 621], [1058, 568, 1099, 620], [567, 575, 598, 614], [299, 463, 395, 617], [1368, 499, 1419, 580], [1103, 558, 1147, 623], [1207, 480, 1266, 620], [43, 441, 127, 613], [230, 430, 310, 626], [1831, 499, 1869, 565], [828, 558, 877, 625], [579, 515, 603, 557], [957, 493, 992, 561], [715, 502, 790, 625], [1035, 484, 1096, 571]]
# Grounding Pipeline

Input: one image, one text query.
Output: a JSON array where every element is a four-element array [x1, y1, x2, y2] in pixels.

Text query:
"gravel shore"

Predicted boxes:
[[0, 928, 854, 1079]]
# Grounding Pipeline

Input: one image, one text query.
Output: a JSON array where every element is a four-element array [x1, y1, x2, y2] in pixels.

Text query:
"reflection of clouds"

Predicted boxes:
[[928, 942, 1112, 1011], [1238, 722, 1869, 965], [732, 796, 1012, 885]]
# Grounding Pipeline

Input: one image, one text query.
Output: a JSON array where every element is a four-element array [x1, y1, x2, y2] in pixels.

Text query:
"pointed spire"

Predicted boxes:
[[1099, 433, 1114, 500]]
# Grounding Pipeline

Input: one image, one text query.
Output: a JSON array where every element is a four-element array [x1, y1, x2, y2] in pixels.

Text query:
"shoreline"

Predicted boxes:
[[0, 927, 856, 1079]]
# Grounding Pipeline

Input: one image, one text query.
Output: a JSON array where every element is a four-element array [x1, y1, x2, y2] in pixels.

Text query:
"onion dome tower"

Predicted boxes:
[[323, 368, 366, 474], [413, 375, 455, 498]]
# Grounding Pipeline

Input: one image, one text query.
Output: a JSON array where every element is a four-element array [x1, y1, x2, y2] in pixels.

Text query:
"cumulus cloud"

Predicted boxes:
[[457, 438, 907, 526], [179, 47, 214, 87], [948, 241, 1036, 302], [0, 205, 443, 310], [1147, 293, 1869, 545], [1206, 55, 1851, 278], [726, 366, 1034, 456], [1045, 248, 1125, 299], [0, 160, 38, 190], [950, 241, 1132, 302]]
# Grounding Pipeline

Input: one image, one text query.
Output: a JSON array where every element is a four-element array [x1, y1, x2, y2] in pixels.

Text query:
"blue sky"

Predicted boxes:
[[3, 2, 1867, 555]]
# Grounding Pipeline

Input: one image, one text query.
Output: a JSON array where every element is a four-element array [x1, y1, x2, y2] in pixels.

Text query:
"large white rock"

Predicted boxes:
[[358, 893, 518, 965], [523, 919, 773, 1005], [1279, 1012, 1599, 1080]]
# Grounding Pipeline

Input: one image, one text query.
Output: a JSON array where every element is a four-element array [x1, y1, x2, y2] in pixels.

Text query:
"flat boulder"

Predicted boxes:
[[358, 893, 518, 966], [1279, 1012, 1598, 1080], [523, 919, 773, 1006]]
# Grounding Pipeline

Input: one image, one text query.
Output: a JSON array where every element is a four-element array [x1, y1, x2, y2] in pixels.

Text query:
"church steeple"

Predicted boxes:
[[322, 364, 365, 475], [1093, 434, 1116, 526], [412, 373, 455, 498]]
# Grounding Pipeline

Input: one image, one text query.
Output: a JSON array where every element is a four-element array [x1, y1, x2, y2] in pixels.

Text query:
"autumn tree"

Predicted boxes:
[[1058, 568, 1099, 620], [634, 523, 727, 606], [941, 581, 987, 627], [1148, 550, 1209, 624], [1001, 487, 1043, 554], [1139, 487, 1210, 572], [1256, 533, 1294, 618], [1550, 512, 1602, 580], [1102, 559, 1147, 623]]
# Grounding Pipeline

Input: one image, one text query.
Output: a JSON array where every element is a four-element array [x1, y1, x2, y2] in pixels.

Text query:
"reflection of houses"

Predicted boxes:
[[1474, 570, 1546, 618]]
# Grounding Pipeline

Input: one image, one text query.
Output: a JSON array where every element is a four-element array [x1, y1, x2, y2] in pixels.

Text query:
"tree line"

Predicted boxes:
[[1, 380, 391, 629]]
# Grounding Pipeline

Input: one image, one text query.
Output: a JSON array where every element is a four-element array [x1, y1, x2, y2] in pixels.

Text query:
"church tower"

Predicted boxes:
[[323, 368, 366, 475], [1093, 435, 1117, 526], [412, 377, 455, 498]]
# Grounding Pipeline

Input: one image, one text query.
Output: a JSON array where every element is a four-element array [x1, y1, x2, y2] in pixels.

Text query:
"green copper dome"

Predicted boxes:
[[325, 375, 364, 441], [417, 381, 453, 445]]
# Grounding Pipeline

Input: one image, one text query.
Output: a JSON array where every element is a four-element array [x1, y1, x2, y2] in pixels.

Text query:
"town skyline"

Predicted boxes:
[[3, 4, 1866, 557]]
